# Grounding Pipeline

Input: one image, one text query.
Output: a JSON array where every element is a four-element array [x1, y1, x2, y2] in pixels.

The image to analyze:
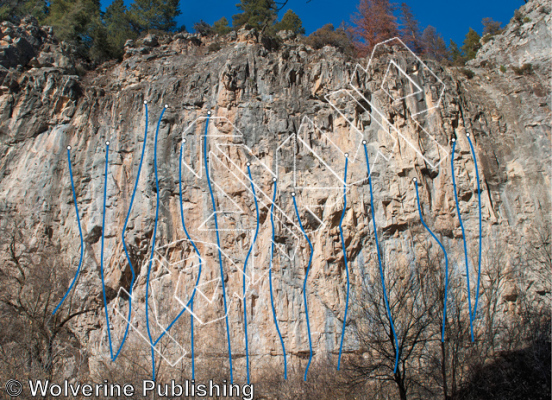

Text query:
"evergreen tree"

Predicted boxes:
[[350, 0, 399, 57], [232, 0, 278, 31], [275, 9, 305, 35], [46, 0, 103, 53], [213, 17, 232, 35], [399, 2, 422, 53], [461, 27, 481, 61], [0, 0, 48, 23], [449, 39, 466, 65], [127, 0, 181, 33], [482, 17, 502, 36], [88, 19, 113, 61], [104, 0, 136, 59], [421, 25, 447, 62], [193, 20, 214, 36]]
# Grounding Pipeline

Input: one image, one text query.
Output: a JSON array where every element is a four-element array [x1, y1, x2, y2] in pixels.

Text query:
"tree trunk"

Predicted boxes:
[[395, 370, 408, 400], [441, 341, 450, 400]]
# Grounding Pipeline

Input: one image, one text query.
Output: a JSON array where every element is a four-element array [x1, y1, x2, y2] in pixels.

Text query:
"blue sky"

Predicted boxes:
[[101, 0, 524, 46]]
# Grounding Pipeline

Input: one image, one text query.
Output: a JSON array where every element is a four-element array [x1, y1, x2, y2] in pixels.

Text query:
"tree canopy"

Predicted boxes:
[[350, 0, 399, 57], [127, 0, 181, 33], [399, 2, 422, 53], [232, 0, 278, 31], [0, 0, 499, 66], [462, 27, 482, 61], [213, 17, 232, 35], [275, 9, 305, 35]]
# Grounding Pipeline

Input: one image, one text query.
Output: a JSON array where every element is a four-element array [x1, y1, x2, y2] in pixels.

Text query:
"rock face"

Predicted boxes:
[[469, 0, 552, 76], [0, 0, 550, 382]]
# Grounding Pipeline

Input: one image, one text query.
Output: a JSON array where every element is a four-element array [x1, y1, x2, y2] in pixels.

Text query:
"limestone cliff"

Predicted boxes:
[[0, 0, 550, 383]]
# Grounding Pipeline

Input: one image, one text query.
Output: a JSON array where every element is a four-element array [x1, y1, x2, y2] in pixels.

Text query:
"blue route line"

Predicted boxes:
[[337, 157, 350, 371], [190, 302, 195, 379], [467, 135, 482, 323], [203, 113, 234, 383], [52, 147, 84, 316], [150, 141, 204, 379], [292, 194, 313, 381], [414, 179, 449, 342], [451, 140, 475, 342], [152, 141, 203, 346], [362, 143, 399, 374], [269, 179, 287, 379], [99, 142, 115, 360], [242, 164, 260, 385], [145, 105, 167, 381], [176, 141, 203, 377], [117, 101, 149, 361]]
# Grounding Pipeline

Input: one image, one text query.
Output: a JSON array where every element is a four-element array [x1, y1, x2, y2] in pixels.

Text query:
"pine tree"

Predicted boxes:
[[46, 0, 102, 50], [104, 0, 136, 59], [449, 39, 465, 65], [275, 9, 305, 35], [232, 0, 278, 31], [482, 17, 502, 36], [0, 0, 48, 23], [88, 19, 113, 61], [421, 25, 447, 62], [127, 0, 181, 33], [350, 0, 399, 57], [399, 2, 422, 53], [213, 17, 232, 35], [193, 20, 214, 36], [462, 27, 481, 61]]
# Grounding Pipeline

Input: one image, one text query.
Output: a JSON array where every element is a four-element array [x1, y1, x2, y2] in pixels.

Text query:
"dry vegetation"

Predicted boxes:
[[0, 203, 549, 399]]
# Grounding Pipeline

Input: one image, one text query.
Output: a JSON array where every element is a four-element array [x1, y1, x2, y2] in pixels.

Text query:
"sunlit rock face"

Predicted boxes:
[[0, 0, 549, 381]]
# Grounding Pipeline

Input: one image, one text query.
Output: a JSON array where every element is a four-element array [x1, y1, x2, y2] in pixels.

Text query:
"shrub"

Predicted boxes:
[[213, 16, 232, 35], [512, 63, 533, 75], [303, 23, 354, 56], [460, 68, 475, 79], [500, 65, 507, 73], [193, 19, 214, 36], [208, 42, 222, 53], [482, 17, 502, 36], [481, 34, 494, 44], [523, 16, 532, 24]]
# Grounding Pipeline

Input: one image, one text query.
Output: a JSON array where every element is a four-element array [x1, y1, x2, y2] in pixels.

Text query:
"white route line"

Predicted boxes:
[[106, 37, 452, 359], [347, 36, 449, 168], [381, 59, 424, 102], [112, 287, 188, 367]]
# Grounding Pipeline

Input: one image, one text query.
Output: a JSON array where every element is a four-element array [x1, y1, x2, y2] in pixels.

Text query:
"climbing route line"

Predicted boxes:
[[451, 139, 475, 342], [467, 135, 482, 322], [363, 142, 400, 374], [292, 194, 314, 381], [269, 179, 287, 379], [414, 179, 449, 342], [118, 101, 149, 361], [337, 156, 350, 370], [145, 105, 167, 381], [242, 164, 260, 385], [100, 141, 115, 360], [150, 140, 204, 379], [203, 112, 234, 383], [52, 146, 84, 316]]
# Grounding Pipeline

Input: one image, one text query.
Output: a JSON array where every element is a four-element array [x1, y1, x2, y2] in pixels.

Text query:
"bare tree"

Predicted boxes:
[[0, 211, 98, 382], [347, 232, 443, 399]]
